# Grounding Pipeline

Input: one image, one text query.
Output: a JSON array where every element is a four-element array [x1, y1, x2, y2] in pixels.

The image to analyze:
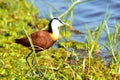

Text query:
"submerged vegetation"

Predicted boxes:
[[0, 0, 120, 79]]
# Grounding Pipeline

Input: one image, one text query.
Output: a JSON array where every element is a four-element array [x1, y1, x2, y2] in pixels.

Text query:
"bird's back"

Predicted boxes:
[[15, 30, 54, 51]]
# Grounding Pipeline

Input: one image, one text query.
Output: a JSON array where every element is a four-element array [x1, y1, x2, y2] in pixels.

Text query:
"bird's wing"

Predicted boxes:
[[31, 31, 53, 49], [15, 31, 54, 50]]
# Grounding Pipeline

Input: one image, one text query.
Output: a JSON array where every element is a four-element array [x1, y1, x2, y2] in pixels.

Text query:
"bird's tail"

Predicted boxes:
[[15, 39, 21, 44]]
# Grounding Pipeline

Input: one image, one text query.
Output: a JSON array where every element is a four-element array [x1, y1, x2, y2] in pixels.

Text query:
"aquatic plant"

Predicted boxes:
[[0, 0, 120, 79]]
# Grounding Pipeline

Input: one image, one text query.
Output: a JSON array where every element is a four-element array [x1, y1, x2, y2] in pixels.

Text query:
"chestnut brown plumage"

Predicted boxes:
[[15, 31, 54, 51], [15, 18, 64, 68]]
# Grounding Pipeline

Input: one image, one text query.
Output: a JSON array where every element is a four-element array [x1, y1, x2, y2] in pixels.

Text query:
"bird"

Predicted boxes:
[[15, 18, 65, 67]]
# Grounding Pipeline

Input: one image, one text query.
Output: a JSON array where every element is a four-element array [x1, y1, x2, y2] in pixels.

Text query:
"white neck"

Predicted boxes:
[[50, 24, 60, 41], [53, 28, 59, 38], [50, 18, 63, 41]]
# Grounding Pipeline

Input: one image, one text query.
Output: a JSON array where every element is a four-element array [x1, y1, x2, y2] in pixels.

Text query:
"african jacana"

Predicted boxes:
[[15, 18, 65, 67]]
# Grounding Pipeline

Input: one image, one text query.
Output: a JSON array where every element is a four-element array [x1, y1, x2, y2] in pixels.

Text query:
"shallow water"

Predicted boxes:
[[30, 0, 120, 42]]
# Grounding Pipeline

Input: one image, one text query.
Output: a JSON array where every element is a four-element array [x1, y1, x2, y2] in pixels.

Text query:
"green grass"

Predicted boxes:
[[0, 0, 120, 80]]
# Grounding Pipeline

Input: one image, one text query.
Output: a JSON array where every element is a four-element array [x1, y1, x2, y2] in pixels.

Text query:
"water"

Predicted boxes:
[[30, 0, 120, 42], [32, 0, 120, 28], [28, 0, 120, 64]]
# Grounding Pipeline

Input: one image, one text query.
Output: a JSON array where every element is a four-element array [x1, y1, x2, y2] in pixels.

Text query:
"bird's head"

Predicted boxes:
[[48, 18, 64, 33], [48, 18, 65, 41]]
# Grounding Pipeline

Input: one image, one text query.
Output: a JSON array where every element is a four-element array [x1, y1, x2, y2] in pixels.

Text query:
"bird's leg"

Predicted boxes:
[[26, 51, 33, 69], [26, 51, 38, 75], [32, 45, 44, 66]]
